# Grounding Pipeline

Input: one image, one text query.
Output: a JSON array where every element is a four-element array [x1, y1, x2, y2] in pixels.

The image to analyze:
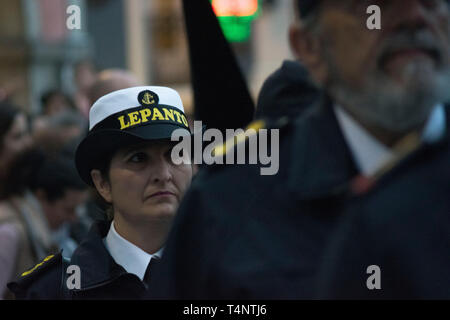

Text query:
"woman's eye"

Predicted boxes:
[[128, 152, 147, 163]]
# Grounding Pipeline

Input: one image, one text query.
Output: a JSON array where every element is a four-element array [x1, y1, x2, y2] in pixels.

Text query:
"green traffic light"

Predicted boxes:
[[210, 0, 261, 42]]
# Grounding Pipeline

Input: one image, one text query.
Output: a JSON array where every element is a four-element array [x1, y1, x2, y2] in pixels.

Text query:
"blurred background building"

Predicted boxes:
[[0, 0, 294, 117]]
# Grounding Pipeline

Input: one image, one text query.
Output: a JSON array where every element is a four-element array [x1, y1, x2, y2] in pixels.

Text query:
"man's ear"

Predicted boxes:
[[91, 169, 112, 203], [289, 22, 327, 85]]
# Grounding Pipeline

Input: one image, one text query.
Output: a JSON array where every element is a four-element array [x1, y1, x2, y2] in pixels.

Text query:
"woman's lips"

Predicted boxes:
[[147, 191, 176, 199]]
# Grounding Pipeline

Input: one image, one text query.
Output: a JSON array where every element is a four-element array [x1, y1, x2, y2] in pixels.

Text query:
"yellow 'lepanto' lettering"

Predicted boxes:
[[128, 111, 141, 126], [163, 108, 175, 122], [118, 107, 186, 129], [139, 109, 151, 122], [173, 110, 183, 124], [118, 115, 130, 130], [181, 115, 188, 127], [152, 108, 165, 121]]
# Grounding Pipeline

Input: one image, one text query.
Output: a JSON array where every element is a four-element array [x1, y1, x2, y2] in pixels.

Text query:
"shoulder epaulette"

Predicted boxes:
[[210, 116, 293, 159], [212, 119, 266, 158], [8, 253, 62, 290]]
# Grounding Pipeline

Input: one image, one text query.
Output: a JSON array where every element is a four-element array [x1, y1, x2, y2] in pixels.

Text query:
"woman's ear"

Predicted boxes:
[[289, 22, 328, 85], [91, 169, 112, 203]]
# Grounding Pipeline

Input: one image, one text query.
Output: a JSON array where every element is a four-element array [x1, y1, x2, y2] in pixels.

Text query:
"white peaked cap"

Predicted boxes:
[[89, 86, 185, 130]]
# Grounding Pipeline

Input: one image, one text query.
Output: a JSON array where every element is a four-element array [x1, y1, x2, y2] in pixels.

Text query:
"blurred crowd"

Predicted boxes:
[[1, 0, 450, 301], [0, 62, 140, 299]]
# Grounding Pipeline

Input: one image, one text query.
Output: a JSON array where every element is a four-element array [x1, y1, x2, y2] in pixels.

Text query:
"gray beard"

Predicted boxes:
[[326, 58, 450, 134]]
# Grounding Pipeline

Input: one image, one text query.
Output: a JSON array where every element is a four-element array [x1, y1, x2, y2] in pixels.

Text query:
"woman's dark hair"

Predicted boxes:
[[90, 149, 116, 220], [0, 101, 21, 151]]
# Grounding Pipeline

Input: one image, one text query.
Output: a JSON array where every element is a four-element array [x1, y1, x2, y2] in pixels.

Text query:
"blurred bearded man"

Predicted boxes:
[[294, 0, 450, 145], [149, 0, 450, 299]]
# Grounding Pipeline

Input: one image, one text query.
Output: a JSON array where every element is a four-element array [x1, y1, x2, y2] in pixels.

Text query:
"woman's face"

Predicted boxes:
[[92, 141, 193, 223], [0, 113, 31, 172]]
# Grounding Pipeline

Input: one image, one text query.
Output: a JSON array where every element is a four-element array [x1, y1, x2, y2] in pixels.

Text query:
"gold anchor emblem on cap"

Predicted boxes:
[[141, 92, 155, 105]]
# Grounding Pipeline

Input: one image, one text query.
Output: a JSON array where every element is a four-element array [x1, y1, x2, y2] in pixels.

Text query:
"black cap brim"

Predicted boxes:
[[75, 123, 192, 186]]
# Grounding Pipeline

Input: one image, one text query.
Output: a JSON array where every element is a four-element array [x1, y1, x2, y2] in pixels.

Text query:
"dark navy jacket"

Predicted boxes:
[[317, 117, 450, 299], [149, 99, 450, 299], [255, 60, 319, 120], [8, 221, 152, 300], [150, 97, 360, 299]]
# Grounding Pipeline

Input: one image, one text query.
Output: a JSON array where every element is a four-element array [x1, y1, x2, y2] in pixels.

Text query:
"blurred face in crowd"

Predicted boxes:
[[75, 61, 97, 92], [37, 188, 89, 230], [0, 113, 31, 174], [32, 119, 83, 154], [91, 141, 193, 225], [44, 93, 72, 116], [291, 0, 450, 138]]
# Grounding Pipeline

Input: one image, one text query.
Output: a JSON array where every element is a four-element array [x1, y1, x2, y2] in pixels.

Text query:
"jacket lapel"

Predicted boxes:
[[287, 96, 358, 201], [69, 221, 129, 290]]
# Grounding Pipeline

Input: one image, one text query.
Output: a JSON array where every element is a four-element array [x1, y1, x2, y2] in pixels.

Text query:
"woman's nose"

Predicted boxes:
[[149, 158, 173, 183]]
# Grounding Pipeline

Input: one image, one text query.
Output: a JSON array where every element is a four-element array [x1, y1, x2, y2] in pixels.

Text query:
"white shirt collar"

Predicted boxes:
[[103, 221, 163, 281], [334, 104, 446, 176], [422, 104, 446, 143]]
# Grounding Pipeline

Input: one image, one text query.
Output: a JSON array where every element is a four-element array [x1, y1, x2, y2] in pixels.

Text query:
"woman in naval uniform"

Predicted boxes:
[[8, 86, 194, 299]]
